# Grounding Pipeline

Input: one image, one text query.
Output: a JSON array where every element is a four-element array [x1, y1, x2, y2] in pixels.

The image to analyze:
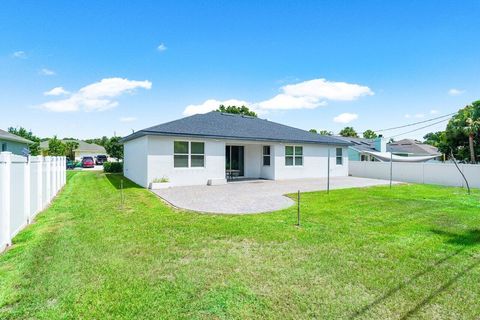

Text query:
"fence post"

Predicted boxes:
[[44, 156, 51, 206], [50, 157, 56, 200], [24, 156, 31, 224], [37, 157, 43, 214], [0, 152, 12, 248], [57, 157, 63, 190], [62, 156, 66, 186]]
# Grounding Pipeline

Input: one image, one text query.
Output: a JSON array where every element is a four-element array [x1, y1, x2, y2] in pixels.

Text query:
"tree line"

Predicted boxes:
[[7, 127, 124, 160]]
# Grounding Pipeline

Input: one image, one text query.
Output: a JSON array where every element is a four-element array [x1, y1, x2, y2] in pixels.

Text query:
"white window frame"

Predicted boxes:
[[262, 146, 271, 166], [336, 147, 343, 166], [285, 145, 303, 167], [173, 141, 205, 168]]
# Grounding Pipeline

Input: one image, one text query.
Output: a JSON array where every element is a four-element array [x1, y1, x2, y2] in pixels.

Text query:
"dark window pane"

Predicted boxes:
[[336, 157, 343, 165], [336, 148, 342, 157], [295, 146, 303, 156], [174, 155, 188, 167], [263, 146, 270, 155], [285, 146, 293, 156], [174, 141, 189, 154], [263, 155, 270, 166], [285, 156, 293, 166], [191, 142, 204, 154], [191, 155, 204, 167], [295, 156, 303, 166]]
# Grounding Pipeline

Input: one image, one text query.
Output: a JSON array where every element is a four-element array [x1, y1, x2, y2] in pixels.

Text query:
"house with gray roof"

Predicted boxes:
[[338, 136, 441, 162], [0, 129, 32, 155], [121, 111, 351, 188]]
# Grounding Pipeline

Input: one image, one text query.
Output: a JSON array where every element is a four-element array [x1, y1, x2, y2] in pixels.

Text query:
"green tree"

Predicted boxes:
[[7, 127, 41, 155], [85, 136, 109, 147], [216, 105, 257, 117], [444, 100, 480, 162], [47, 136, 66, 156], [64, 141, 79, 160], [423, 131, 449, 157], [309, 129, 318, 133], [339, 127, 359, 138], [362, 129, 377, 139], [105, 136, 124, 160], [318, 130, 333, 136]]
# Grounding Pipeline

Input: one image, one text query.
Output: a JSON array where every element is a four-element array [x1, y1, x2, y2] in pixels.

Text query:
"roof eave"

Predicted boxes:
[[121, 131, 352, 146]]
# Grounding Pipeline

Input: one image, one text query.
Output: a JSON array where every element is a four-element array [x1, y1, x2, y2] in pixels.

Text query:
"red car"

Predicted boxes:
[[81, 156, 95, 168]]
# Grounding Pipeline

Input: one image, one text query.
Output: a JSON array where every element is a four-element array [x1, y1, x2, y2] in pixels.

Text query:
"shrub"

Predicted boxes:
[[103, 161, 123, 173], [152, 176, 169, 183]]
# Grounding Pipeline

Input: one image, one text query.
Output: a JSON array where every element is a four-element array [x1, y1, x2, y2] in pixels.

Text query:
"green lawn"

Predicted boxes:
[[1, 171, 480, 319]]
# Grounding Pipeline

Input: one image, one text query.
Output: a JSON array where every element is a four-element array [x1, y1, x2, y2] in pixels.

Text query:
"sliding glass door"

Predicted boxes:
[[225, 146, 244, 176]]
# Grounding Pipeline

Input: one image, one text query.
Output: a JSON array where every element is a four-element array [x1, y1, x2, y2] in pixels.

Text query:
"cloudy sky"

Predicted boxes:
[[0, 1, 479, 139]]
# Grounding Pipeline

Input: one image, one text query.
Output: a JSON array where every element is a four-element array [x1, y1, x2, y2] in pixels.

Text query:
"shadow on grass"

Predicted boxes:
[[351, 229, 480, 319], [105, 173, 142, 190]]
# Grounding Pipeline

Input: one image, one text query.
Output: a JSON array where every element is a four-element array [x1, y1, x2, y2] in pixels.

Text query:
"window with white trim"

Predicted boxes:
[[285, 145, 303, 166], [174, 141, 205, 168], [336, 147, 343, 165], [1, 143, 6, 152], [263, 146, 271, 166]]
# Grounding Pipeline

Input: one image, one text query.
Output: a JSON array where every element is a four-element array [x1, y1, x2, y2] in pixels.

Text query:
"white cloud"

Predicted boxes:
[[44, 87, 70, 96], [184, 99, 251, 116], [333, 112, 358, 124], [430, 109, 439, 114], [282, 78, 374, 101], [39, 68, 56, 76], [448, 88, 465, 96], [12, 51, 27, 59], [257, 94, 325, 110], [183, 78, 373, 115], [120, 117, 137, 122], [39, 77, 152, 112], [157, 43, 167, 52]]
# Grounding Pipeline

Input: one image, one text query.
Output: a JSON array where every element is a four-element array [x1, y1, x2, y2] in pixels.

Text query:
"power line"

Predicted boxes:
[[387, 118, 450, 139], [374, 112, 456, 133]]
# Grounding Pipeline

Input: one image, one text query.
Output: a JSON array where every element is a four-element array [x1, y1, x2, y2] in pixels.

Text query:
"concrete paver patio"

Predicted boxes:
[[152, 176, 399, 214]]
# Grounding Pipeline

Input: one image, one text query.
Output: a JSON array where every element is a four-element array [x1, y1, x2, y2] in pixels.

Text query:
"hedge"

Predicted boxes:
[[103, 161, 123, 173]]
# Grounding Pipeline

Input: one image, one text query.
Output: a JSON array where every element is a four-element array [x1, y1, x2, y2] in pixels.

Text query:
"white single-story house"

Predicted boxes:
[[121, 111, 352, 188]]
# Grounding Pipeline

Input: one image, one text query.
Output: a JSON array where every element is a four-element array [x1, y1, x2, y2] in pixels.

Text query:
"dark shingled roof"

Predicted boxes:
[[122, 111, 351, 146], [335, 136, 377, 152]]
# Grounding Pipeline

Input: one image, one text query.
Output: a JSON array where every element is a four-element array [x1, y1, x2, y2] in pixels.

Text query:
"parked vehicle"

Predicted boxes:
[[82, 156, 95, 168], [95, 155, 108, 165], [66, 159, 75, 170]]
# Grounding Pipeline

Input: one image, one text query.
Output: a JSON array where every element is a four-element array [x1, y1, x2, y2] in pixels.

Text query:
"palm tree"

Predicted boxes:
[[465, 111, 480, 163]]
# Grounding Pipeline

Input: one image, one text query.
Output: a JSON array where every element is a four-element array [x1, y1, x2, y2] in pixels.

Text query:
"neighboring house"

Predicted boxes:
[[388, 139, 441, 158], [0, 128, 32, 155], [121, 111, 351, 188], [40, 139, 107, 160], [339, 136, 441, 162]]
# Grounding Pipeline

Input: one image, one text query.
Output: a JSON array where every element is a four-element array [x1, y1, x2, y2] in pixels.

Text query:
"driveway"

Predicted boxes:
[[152, 176, 399, 214]]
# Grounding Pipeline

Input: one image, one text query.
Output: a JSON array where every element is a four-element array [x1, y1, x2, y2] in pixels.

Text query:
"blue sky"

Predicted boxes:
[[0, 1, 479, 140]]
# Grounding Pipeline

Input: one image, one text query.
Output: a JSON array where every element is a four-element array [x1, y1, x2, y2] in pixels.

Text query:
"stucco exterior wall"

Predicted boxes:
[[123, 136, 148, 187], [273, 144, 348, 180], [146, 136, 225, 187]]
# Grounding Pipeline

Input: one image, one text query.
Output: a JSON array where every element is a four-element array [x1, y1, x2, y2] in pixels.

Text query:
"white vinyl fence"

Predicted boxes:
[[0, 152, 66, 251], [349, 161, 480, 189]]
